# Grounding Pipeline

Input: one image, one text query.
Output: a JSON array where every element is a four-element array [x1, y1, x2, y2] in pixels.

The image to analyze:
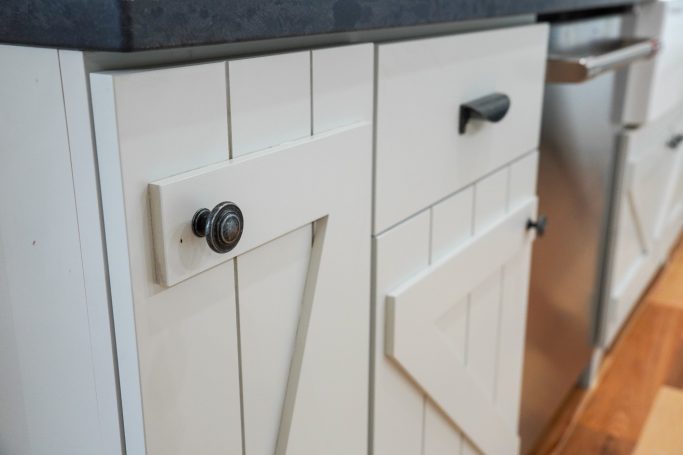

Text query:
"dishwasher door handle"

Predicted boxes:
[[546, 38, 660, 83]]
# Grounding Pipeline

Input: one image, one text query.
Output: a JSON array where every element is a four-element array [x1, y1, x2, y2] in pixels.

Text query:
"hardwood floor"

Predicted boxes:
[[633, 386, 683, 454], [533, 238, 683, 454]]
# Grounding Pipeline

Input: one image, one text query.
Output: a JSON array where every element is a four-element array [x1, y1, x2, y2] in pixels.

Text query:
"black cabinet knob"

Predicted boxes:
[[192, 201, 244, 254], [667, 134, 683, 150], [526, 215, 547, 237], [459, 93, 511, 135]]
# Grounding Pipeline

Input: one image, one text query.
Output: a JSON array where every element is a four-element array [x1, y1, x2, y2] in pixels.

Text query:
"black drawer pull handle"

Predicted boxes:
[[192, 201, 244, 254], [527, 215, 547, 237], [667, 134, 683, 150], [459, 93, 511, 135]]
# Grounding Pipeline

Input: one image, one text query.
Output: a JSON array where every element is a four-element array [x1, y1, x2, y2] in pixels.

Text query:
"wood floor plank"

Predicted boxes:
[[544, 236, 683, 454], [531, 387, 589, 454], [557, 423, 634, 455], [577, 303, 683, 442], [633, 386, 683, 455], [665, 336, 683, 390], [647, 262, 683, 309], [667, 236, 683, 262]]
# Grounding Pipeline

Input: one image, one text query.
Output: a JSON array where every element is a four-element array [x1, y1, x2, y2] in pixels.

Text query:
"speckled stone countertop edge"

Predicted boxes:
[[0, 0, 641, 52]]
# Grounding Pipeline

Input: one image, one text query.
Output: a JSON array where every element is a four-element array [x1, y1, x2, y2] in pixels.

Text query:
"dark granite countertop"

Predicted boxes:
[[1, 0, 640, 52]]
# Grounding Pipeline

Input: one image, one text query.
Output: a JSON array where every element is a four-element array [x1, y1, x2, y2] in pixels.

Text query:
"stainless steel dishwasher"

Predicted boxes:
[[519, 12, 659, 453]]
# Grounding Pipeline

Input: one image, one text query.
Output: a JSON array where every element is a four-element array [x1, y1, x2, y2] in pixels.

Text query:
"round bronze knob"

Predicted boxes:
[[192, 202, 244, 254]]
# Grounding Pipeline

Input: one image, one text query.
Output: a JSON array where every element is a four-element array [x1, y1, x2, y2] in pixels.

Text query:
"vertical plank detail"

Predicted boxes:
[[312, 44, 374, 134], [373, 212, 431, 455], [229, 52, 310, 157], [91, 62, 243, 455], [236, 225, 312, 455]]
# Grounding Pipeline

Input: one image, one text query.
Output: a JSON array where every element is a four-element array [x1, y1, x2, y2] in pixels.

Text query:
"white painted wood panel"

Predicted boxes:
[[431, 188, 474, 366], [605, 107, 683, 346], [91, 61, 241, 455], [497, 245, 533, 429], [92, 46, 372, 455], [462, 440, 483, 455], [229, 51, 310, 157], [312, 44, 374, 133], [237, 224, 312, 455], [431, 187, 474, 263], [375, 24, 548, 233], [613, 193, 646, 293], [656, 157, 683, 262], [374, 141, 539, 454], [58, 49, 123, 455], [423, 189, 476, 451], [497, 153, 537, 429], [508, 152, 539, 210], [0, 44, 105, 455], [149, 126, 367, 286], [143, 262, 242, 455], [628, 147, 673, 250], [385, 199, 536, 455], [423, 400, 463, 455], [467, 272, 502, 400], [434, 295, 470, 365], [373, 212, 431, 455], [653, 109, 683, 262], [474, 168, 509, 234], [466, 168, 510, 401]]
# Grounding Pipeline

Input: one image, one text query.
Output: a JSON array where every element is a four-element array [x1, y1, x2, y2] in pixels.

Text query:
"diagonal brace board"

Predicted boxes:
[[624, 159, 652, 254], [386, 198, 536, 455], [275, 217, 327, 455]]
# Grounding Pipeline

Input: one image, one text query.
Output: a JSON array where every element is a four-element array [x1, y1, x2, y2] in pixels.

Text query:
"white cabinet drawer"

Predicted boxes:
[[622, 0, 683, 125], [373, 152, 539, 455], [90, 45, 373, 455], [374, 24, 548, 233]]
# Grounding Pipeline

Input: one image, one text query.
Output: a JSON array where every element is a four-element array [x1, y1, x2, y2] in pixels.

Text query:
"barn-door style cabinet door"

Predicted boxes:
[[372, 24, 548, 455], [605, 104, 683, 346], [90, 45, 373, 455], [374, 155, 539, 455]]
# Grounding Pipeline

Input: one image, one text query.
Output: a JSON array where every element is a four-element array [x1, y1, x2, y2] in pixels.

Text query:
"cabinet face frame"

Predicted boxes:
[[0, 44, 123, 455], [90, 45, 373, 455]]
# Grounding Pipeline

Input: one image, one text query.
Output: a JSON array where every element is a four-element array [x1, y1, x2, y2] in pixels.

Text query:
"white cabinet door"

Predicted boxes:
[[653, 111, 683, 261], [605, 106, 683, 346], [90, 45, 373, 455], [373, 152, 538, 455]]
